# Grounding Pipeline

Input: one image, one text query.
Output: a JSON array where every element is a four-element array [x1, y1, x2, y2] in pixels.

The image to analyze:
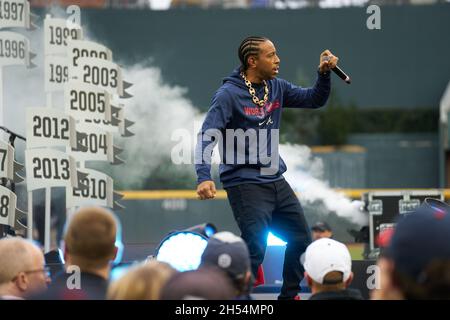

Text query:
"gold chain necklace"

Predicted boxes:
[[240, 71, 269, 107]]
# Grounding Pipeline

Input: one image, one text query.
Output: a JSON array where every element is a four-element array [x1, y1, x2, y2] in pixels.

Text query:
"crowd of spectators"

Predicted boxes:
[[1, 198, 449, 300]]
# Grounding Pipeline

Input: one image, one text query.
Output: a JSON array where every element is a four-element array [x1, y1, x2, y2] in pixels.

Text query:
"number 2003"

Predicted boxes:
[[83, 65, 118, 88]]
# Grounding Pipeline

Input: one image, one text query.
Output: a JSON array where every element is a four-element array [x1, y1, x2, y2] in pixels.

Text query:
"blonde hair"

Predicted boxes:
[[0, 238, 40, 284], [311, 271, 347, 292], [64, 207, 117, 270], [107, 261, 176, 300]]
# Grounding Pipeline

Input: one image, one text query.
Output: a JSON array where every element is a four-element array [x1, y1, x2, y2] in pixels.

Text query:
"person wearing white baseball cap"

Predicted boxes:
[[302, 238, 363, 300]]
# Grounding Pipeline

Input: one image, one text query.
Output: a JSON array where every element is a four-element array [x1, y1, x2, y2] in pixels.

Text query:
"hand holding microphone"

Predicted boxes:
[[319, 50, 351, 84]]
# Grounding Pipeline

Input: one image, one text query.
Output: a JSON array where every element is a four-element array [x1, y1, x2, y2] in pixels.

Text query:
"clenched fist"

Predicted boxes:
[[318, 49, 339, 74], [197, 180, 216, 200]]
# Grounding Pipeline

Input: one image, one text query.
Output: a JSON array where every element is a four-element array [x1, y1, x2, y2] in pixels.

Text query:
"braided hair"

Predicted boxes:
[[238, 36, 269, 70]]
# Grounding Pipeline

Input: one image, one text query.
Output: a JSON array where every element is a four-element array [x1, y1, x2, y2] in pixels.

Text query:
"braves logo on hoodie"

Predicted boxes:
[[243, 100, 281, 118]]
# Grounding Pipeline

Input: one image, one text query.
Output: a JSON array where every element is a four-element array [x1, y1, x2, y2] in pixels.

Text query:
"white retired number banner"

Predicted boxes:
[[82, 103, 134, 137], [0, 140, 12, 180], [84, 103, 122, 131], [45, 55, 68, 92], [67, 39, 112, 68], [0, 139, 23, 182], [0, 31, 33, 67], [64, 82, 110, 122], [66, 168, 114, 209], [70, 122, 122, 163], [25, 148, 85, 191], [69, 57, 131, 98], [0, 0, 32, 30], [44, 16, 82, 56], [26, 107, 77, 149], [0, 185, 17, 227]]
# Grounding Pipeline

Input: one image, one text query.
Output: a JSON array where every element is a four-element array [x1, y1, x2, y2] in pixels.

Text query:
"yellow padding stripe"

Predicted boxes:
[[120, 189, 450, 200]]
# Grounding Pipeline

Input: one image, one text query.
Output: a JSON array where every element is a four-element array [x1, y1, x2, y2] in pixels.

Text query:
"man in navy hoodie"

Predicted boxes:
[[195, 36, 337, 299]]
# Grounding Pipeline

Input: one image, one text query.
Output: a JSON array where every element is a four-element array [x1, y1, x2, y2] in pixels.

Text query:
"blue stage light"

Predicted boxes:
[[185, 223, 217, 238], [267, 232, 287, 246], [204, 224, 216, 238], [113, 215, 124, 266], [156, 231, 209, 272]]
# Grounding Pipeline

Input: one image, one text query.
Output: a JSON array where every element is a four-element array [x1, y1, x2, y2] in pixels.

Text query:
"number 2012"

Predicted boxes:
[[33, 116, 70, 140]]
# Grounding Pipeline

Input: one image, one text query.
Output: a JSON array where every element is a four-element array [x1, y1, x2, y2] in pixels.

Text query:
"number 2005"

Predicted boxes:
[[70, 90, 106, 113]]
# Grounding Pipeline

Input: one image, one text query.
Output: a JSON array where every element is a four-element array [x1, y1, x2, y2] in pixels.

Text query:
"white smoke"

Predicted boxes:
[[108, 64, 205, 188], [280, 144, 366, 225]]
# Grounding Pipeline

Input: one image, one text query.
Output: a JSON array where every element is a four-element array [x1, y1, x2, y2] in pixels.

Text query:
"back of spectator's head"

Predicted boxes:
[[381, 198, 450, 299], [311, 221, 333, 241], [303, 238, 353, 293], [200, 231, 252, 295], [63, 206, 117, 273], [0, 237, 50, 298], [160, 267, 235, 300], [107, 260, 176, 300]]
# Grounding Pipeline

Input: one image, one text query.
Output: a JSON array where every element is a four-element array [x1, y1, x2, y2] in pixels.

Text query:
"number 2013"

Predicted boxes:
[[32, 157, 70, 180]]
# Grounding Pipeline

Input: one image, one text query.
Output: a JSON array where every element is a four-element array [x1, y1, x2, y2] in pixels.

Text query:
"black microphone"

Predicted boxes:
[[323, 56, 351, 84], [331, 65, 351, 84]]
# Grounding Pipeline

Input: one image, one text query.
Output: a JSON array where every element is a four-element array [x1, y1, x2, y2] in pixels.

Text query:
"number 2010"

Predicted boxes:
[[73, 178, 107, 200]]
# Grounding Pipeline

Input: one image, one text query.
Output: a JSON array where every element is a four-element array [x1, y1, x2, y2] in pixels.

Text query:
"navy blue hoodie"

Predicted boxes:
[[195, 67, 331, 189]]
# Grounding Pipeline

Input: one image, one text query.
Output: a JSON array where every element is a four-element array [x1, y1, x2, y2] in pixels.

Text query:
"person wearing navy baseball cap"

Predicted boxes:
[[371, 198, 450, 300], [311, 221, 333, 241], [200, 231, 253, 299]]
